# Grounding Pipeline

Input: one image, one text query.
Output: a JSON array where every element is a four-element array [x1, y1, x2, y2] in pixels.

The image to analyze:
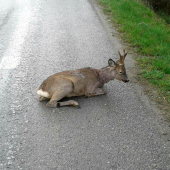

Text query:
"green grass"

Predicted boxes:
[[99, 0, 170, 102]]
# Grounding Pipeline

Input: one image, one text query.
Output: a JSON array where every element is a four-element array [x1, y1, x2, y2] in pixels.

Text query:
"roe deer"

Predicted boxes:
[[37, 50, 129, 108]]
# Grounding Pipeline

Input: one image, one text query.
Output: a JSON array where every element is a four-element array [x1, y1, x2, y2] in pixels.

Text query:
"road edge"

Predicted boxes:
[[89, 0, 170, 145]]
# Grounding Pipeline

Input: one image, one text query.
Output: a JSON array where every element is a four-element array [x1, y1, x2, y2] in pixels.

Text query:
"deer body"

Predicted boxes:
[[37, 50, 129, 108]]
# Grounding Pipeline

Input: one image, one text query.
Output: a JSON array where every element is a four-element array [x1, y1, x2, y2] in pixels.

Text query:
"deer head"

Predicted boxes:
[[108, 50, 129, 83]]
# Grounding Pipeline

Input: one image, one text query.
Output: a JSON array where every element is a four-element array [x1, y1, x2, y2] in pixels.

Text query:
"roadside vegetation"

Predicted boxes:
[[158, 12, 170, 24], [144, 0, 170, 15], [98, 0, 170, 106], [144, 0, 170, 24]]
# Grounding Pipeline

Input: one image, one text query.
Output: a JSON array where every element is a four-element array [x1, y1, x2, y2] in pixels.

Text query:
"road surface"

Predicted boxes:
[[0, 0, 170, 169]]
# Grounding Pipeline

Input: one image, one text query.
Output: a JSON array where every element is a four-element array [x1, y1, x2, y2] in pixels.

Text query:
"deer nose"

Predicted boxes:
[[125, 80, 129, 83]]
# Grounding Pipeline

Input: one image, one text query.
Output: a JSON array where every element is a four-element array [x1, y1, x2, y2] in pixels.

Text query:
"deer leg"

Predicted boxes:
[[47, 94, 80, 108], [46, 88, 72, 108], [86, 88, 106, 98], [46, 83, 80, 108], [58, 100, 80, 109]]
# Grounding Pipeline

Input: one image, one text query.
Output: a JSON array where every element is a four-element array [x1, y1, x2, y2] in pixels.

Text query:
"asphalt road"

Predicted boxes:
[[0, 0, 170, 169]]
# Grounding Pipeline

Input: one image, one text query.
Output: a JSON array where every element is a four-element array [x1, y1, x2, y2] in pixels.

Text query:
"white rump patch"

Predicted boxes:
[[37, 89, 50, 98]]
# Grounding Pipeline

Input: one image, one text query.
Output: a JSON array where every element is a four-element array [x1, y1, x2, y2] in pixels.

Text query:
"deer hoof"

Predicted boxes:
[[75, 105, 81, 109], [56, 103, 60, 108]]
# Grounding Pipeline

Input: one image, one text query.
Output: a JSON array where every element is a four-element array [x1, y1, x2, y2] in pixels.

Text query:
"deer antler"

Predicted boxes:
[[123, 49, 127, 61], [118, 49, 127, 62], [118, 50, 123, 61]]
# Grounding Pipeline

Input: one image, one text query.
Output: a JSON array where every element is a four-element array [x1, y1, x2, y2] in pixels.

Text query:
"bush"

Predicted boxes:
[[144, 0, 170, 14]]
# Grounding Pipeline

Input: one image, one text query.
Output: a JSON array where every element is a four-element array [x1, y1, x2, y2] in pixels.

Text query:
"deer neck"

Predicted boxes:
[[95, 67, 115, 86]]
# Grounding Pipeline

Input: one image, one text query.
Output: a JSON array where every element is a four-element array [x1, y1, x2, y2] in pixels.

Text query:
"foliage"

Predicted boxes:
[[144, 0, 170, 15]]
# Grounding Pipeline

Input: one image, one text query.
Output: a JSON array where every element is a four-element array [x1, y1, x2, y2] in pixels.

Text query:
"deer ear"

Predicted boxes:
[[108, 59, 116, 67]]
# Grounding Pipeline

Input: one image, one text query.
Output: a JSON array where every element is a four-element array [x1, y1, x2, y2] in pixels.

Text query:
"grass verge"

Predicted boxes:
[[98, 0, 170, 105]]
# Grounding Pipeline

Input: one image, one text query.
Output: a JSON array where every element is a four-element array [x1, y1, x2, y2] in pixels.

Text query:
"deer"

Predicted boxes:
[[37, 50, 129, 108]]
